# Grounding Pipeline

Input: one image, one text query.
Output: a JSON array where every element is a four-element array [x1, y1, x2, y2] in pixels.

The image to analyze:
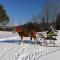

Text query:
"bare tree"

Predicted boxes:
[[42, 0, 60, 30]]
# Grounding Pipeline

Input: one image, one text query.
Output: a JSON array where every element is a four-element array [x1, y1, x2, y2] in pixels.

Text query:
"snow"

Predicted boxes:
[[0, 31, 60, 60]]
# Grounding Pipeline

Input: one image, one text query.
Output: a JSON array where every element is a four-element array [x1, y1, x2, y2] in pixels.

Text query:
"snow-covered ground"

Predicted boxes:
[[0, 31, 60, 60]]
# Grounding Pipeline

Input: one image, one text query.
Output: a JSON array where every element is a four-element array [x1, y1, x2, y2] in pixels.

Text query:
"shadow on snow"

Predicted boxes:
[[0, 40, 37, 44]]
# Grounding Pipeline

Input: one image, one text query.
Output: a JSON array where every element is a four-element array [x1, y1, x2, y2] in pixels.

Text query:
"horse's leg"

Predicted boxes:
[[34, 36, 36, 44], [18, 32, 21, 44], [30, 36, 32, 44], [20, 35, 23, 44]]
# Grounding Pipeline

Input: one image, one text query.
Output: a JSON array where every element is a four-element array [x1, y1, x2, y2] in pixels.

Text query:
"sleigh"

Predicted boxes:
[[36, 31, 58, 47]]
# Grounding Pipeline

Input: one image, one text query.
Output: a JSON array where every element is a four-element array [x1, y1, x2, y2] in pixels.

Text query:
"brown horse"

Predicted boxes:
[[13, 26, 36, 43]]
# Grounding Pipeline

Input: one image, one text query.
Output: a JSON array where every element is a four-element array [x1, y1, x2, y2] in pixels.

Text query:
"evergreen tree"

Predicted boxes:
[[0, 4, 9, 25]]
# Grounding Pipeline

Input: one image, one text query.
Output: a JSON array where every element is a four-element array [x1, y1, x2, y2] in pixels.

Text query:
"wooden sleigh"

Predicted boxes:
[[36, 31, 58, 47]]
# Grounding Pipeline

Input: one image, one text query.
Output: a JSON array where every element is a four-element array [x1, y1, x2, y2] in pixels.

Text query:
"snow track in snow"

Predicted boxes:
[[0, 31, 60, 60], [18, 45, 60, 60], [0, 43, 60, 60]]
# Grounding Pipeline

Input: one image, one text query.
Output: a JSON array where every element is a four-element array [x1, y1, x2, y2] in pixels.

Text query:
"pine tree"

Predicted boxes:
[[0, 4, 9, 25]]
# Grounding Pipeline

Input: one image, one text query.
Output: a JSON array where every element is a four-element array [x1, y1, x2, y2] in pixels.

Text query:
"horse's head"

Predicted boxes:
[[12, 26, 24, 34]]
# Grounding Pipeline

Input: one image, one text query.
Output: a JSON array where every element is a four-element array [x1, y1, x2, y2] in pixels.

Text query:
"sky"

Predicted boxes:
[[0, 0, 46, 25]]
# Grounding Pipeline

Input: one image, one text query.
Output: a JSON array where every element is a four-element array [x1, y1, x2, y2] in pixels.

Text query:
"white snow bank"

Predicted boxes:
[[0, 31, 20, 41], [0, 31, 18, 38], [0, 31, 60, 60]]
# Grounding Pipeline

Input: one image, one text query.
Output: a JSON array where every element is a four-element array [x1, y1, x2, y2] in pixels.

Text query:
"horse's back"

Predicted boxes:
[[16, 26, 23, 32]]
